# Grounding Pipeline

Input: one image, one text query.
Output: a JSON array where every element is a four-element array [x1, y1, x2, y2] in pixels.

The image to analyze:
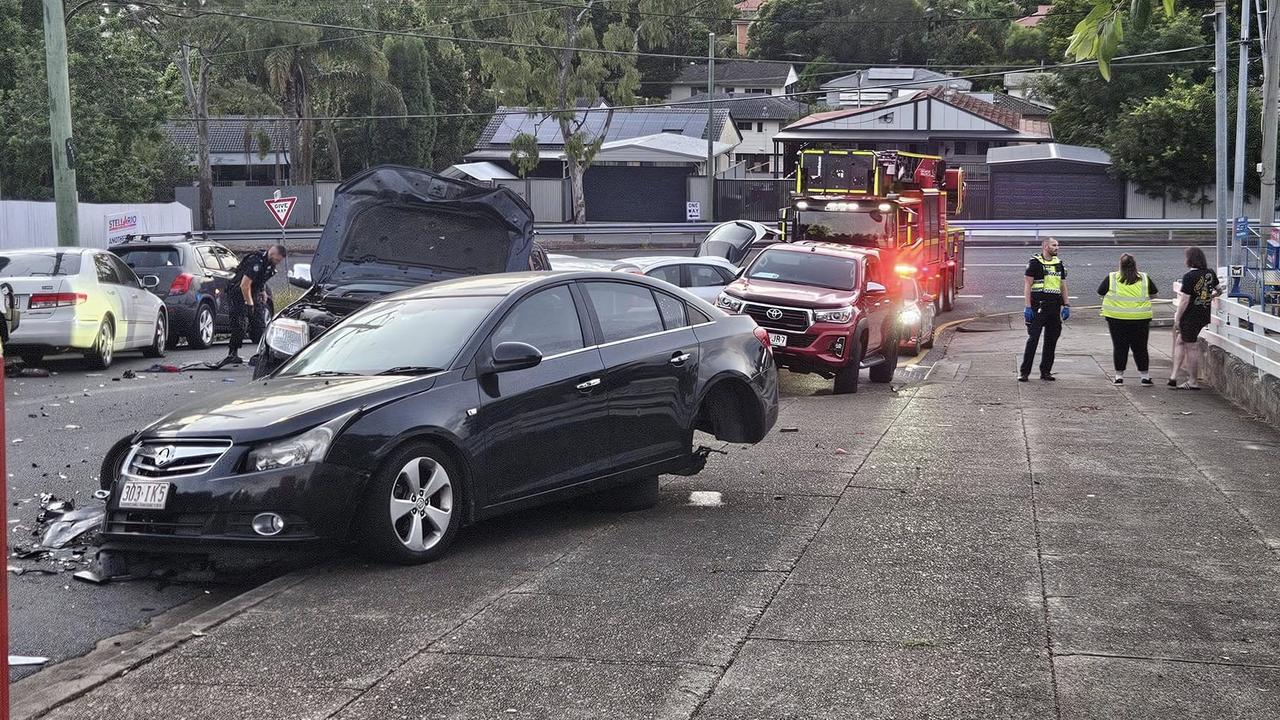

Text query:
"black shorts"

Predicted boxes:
[[1178, 314, 1209, 343]]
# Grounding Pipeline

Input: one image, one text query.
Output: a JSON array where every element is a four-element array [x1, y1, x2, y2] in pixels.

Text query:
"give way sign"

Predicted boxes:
[[264, 196, 297, 228]]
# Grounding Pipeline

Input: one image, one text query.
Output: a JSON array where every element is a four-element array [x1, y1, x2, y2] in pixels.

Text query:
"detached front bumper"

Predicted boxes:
[[102, 459, 370, 550]]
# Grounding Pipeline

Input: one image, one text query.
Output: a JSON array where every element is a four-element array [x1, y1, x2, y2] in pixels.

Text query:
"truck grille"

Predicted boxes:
[[744, 303, 811, 332], [124, 440, 232, 479]]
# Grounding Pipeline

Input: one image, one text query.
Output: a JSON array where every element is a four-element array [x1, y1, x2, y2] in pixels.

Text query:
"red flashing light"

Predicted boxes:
[[169, 272, 196, 296]]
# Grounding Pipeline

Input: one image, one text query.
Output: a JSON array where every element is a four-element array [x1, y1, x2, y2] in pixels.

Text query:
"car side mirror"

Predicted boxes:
[[481, 341, 543, 375], [141, 275, 160, 289], [866, 281, 887, 295], [288, 263, 312, 289]]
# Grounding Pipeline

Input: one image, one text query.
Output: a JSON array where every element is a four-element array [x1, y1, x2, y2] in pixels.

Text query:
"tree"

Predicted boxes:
[[1108, 77, 1263, 202], [1063, 1, 1204, 78], [749, 0, 928, 65], [475, 0, 685, 223]]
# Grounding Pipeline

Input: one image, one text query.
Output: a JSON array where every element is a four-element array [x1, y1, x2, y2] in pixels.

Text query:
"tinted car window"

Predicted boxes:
[[689, 264, 730, 287], [646, 265, 681, 285], [491, 286, 584, 356], [109, 255, 142, 288], [747, 249, 859, 291], [279, 296, 500, 377], [212, 247, 238, 270], [196, 247, 222, 270], [93, 253, 121, 284], [584, 282, 665, 343], [115, 247, 180, 268], [697, 222, 756, 262], [654, 291, 688, 330], [0, 252, 82, 277]]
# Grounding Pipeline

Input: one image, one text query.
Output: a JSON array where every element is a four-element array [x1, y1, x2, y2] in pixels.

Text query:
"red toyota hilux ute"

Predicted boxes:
[[715, 242, 899, 394]]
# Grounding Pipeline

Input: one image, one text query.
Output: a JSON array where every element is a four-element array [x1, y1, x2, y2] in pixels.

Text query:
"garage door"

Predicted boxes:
[[991, 171, 1124, 219], [585, 166, 691, 222]]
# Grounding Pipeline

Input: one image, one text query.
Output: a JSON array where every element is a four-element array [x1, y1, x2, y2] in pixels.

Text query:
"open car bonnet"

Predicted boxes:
[[310, 165, 536, 290]]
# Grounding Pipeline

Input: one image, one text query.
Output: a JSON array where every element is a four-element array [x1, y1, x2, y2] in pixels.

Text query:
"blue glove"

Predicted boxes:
[[1060, 306, 1071, 322], [1023, 307, 1035, 324]]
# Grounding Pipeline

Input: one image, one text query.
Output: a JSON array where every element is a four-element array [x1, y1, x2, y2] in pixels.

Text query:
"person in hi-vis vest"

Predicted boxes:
[[1019, 237, 1069, 382], [1097, 253, 1157, 385]]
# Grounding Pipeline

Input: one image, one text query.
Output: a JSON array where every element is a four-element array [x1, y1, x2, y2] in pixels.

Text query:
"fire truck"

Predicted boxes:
[[778, 149, 965, 311]]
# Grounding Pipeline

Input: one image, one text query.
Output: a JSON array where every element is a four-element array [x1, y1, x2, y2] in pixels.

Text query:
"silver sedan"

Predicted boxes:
[[1, 247, 169, 368]]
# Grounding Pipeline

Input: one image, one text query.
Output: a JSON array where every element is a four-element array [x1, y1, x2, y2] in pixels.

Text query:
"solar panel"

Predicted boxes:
[[867, 68, 915, 80]]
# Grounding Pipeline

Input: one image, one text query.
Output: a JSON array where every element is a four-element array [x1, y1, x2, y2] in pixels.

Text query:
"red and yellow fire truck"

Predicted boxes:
[[778, 149, 965, 311]]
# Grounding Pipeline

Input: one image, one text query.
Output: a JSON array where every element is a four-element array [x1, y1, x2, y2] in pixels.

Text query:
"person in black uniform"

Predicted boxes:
[[225, 244, 286, 365], [1019, 237, 1070, 382]]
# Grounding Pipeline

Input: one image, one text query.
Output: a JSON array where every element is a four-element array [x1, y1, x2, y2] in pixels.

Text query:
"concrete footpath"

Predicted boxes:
[[14, 314, 1280, 719]]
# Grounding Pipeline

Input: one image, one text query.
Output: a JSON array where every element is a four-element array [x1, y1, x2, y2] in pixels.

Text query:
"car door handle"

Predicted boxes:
[[670, 352, 691, 365], [575, 378, 601, 391]]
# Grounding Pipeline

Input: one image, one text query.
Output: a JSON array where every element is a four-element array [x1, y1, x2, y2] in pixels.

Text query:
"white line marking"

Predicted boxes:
[[957, 294, 984, 298], [966, 263, 1026, 267], [688, 491, 723, 507], [1004, 295, 1079, 299]]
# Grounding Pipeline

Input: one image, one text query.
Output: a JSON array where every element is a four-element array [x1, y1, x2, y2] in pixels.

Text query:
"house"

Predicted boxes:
[[773, 85, 1054, 176], [667, 60, 797, 101], [466, 106, 742, 222], [732, 0, 768, 55], [1015, 4, 1052, 28], [677, 93, 806, 174], [819, 68, 972, 109], [162, 116, 290, 185]]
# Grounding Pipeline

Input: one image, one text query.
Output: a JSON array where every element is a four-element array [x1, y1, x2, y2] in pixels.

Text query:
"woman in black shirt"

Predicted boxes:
[[1170, 246, 1220, 389]]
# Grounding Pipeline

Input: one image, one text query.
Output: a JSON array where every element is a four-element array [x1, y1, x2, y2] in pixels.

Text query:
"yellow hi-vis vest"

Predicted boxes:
[[1031, 254, 1063, 294], [1101, 271, 1153, 320]]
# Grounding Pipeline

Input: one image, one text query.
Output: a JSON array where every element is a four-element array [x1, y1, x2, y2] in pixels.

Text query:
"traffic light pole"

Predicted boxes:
[[42, 0, 80, 247]]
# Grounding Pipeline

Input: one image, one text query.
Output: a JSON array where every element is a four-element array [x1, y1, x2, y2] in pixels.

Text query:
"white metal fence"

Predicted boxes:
[[0, 200, 193, 250], [1205, 298, 1280, 379]]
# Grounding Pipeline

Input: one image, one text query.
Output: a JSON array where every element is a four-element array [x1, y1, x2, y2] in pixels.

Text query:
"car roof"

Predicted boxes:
[[617, 256, 736, 269], [387, 270, 680, 302], [762, 242, 874, 260], [2, 247, 99, 256]]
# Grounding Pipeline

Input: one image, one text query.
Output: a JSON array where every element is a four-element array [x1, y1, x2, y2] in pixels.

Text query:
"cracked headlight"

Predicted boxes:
[[264, 317, 309, 356], [245, 412, 353, 472]]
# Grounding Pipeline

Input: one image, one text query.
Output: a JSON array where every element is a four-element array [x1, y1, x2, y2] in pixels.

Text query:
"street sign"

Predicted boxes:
[[1229, 265, 1245, 278], [1234, 216, 1249, 241], [686, 201, 701, 222], [264, 196, 297, 228]]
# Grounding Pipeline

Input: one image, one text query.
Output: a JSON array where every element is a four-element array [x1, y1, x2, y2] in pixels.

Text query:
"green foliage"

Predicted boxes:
[[750, 0, 928, 65], [1107, 78, 1263, 202], [1065, 0, 1176, 78], [509, 132, 541, 178]]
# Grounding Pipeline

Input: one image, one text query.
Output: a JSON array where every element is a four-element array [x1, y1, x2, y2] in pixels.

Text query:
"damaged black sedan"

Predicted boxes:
[[100, 272, 778, 563]]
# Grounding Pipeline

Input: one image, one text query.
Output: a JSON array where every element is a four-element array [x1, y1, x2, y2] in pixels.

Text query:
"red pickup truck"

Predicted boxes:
[[715, 242, 899, 394]]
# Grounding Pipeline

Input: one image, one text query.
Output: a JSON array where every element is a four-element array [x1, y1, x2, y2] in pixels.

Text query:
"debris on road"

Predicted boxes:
[[9, 655, 49, 667], [144, 364, 181, 373], [40, 505, 105, 549], [122, 369, 137, 379], [779, 427, 800, 433]]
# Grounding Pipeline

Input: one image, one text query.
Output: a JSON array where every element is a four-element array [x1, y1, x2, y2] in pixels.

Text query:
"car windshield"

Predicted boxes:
[[797, 210, 890, 247], [747, 249, 859, 291], [277, 295, 500, 377], [114, 247, 180, 268], [0, 252, 82, 277]]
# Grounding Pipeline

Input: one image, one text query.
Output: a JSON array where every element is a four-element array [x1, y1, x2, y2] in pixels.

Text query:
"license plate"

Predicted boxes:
[[118, 481, 171, 510], [768, 333, 787, 347]]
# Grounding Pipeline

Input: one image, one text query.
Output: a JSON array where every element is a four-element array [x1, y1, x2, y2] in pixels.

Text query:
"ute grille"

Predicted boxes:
[[743, 303, 811, 332]]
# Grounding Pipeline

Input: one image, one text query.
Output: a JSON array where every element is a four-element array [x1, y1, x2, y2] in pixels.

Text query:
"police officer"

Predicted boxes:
[[225, 244, 286, 365], [1019, 237, 1069, 382]]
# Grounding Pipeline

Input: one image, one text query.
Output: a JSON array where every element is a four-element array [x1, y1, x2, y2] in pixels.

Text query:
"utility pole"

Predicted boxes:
[[706, 32, 715, 221], [1260, 0, 1280, 297], [42, 0, 80, 247], [1232, 0, 1253, 268], [1214, 1, 1229, 271]]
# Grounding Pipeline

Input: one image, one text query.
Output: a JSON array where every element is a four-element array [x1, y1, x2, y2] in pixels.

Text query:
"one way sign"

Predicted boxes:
[[264, 196, 297, 228]]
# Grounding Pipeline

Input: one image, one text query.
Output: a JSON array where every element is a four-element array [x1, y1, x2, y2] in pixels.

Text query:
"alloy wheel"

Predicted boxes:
[[100, 323, 113, 366], [198, 306, 214, 346], [388, 457, 453, 552], [156, 315, 166, 351]]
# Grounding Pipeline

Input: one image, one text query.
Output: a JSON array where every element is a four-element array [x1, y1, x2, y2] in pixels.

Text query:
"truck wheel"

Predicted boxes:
[[870, 331, 898, 383], [833, 336, 863, 395], [941, 272, 955, 312]]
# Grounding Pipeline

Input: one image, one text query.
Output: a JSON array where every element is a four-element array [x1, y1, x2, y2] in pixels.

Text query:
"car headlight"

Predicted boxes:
[[716, 292, 744, 312], [814, 306, 853, 324], [900, 306, 922, 325], [264, 317, 309, 356], [245, 411, 354, 472]]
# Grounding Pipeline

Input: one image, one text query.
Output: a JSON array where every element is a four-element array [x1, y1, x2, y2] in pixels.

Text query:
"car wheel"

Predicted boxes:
[[870, 330, 897, 383], [357, 443, 462, 564], [188, 303, 215, 349], [19, 352, 44, 366], [85, 319, 114, 370], [583, 475, 659, 512], [100, 433, 136, 490], [833, 335, 863, 395], [142, 312, 167, 358], [941, 273, 955, 312]]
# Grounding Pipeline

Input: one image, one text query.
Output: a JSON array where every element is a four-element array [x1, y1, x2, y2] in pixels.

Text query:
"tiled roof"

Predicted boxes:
[[1015, 4, 1052, 28], [674, 60, 794, 86], [474, 107, 732, 149], [922, 86, 1022, 130], [163, 117, 290, 156], [686, 93, 807, 121]]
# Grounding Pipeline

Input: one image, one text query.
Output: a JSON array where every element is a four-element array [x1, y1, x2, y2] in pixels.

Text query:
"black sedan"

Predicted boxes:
[[100, 272, 779, 563]]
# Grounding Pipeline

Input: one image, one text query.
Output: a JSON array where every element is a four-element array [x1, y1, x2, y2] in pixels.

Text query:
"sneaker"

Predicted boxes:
[[1140, 378, 1154, 386], [1113, 377, 1124, 385], [1181, 382, 1201, 391], [1167, 379, 1178, 387], [1040, 374, 1056, 381], [1017, 374, 1030, 382]]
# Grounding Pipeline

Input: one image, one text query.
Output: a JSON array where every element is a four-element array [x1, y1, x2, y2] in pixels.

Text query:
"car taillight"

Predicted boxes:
[[753, 326, 771, 349], [28, 292, 87, 309], [169, 272, 196, 295]]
